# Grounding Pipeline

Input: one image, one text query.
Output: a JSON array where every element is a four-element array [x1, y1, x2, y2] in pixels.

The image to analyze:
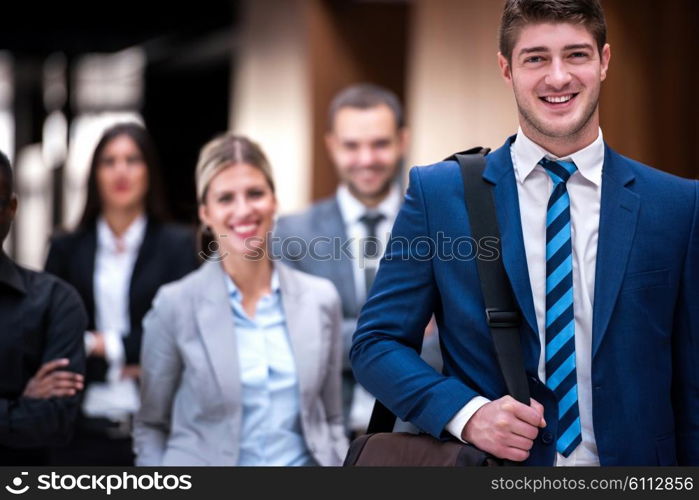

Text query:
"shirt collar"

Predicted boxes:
[[0, 251, 26, 294], [225, 267, 281, 301], [512, 126, 604, 186], [336, 182, 402, 225], [97, 214, 147, 253]]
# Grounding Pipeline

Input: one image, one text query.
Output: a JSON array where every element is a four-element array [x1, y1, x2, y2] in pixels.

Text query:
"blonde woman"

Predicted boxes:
[[134, 134, 348, 466]]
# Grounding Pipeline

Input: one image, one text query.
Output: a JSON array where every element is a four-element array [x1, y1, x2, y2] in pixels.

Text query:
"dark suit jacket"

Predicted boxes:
[[351, 136, 699, 465], [45, 219, 198, 384]]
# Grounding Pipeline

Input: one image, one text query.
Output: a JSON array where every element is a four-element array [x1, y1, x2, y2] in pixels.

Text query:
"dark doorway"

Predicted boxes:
[[2, 0, 238, 227], [143, 45, 232, 225]]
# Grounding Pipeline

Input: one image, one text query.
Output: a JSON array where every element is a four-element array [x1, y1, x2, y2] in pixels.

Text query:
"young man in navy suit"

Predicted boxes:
[[351, 0, 698, 466]]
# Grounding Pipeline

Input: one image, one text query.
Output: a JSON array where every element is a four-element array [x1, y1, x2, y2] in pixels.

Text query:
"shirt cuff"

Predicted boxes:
[[446, 396, 491, 443], [102, 329, 125, 366], [84, 331, 95, 355], [102, 330, 127, 384]]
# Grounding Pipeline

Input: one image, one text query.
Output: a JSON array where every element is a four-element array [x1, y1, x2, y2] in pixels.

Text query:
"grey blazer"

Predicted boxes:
[[274, 197, 358, 369], [133, 260, 349, 466]]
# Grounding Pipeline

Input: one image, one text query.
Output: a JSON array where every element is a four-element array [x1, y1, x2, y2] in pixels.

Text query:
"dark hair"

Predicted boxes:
[[0, 150, 12, 199], [77, 122, 169, 229], [499, 0, 607, 62], [327, 83, 405, 131]]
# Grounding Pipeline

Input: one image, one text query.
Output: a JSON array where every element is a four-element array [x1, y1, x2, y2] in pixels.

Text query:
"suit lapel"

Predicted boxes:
[[316, 198, 358, 313], [75, 227, 97, 326], [194, 261, 241, 412], [483, 140, 540, 350], [129, 218, 158, 322], [591, 146, 639, 359], [277, 263, 316, 411]]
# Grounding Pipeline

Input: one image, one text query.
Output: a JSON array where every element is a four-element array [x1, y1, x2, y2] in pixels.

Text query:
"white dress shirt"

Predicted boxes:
[[82, 215, 145, 420], [335, 182, 402, 305], [447, 128, 604, 466], [226, 271, 315, 466]]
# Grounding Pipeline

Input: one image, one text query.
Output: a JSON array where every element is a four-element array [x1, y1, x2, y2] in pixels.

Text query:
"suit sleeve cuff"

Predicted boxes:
[[446, 396, 491, 443]]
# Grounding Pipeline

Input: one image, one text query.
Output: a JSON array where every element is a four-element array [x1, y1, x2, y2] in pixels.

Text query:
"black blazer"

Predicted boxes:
[[45, 218, 199, 383]]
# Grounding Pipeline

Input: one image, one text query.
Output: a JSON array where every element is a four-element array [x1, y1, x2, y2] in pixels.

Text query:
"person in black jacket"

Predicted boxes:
[[45, 122, 198, 465], [0, 150, 86, 465]]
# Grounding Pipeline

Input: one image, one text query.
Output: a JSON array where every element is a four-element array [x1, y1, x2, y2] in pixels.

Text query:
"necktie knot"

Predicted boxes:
[[540, 158, 578, 185], [359, 212, 385, 238]]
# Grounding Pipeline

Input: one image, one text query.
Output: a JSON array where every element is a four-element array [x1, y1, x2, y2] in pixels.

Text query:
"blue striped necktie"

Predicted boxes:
[[540, 157, 582, 458]]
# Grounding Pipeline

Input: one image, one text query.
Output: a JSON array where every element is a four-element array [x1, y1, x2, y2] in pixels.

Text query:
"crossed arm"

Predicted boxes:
[[0, 292, 86, 448], [22, 359, 84, 399]]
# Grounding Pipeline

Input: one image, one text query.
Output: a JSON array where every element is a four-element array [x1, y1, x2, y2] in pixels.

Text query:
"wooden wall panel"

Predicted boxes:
[[601, 0, 698, 179], [308, 0, 409, 201]]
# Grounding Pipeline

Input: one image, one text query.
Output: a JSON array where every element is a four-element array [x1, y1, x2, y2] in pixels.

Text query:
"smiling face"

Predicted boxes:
[[198, 163, 277, 258], [498, 22, 610, 154], [96, 134, 149, 213], [325, 104, 406, 207]]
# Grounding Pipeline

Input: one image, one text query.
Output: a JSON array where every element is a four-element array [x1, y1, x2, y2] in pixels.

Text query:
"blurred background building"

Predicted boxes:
[[1, 0, 697, 269]]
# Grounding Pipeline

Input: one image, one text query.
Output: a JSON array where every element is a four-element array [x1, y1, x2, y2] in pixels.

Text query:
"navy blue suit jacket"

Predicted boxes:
[[350, 136, 699, 465]]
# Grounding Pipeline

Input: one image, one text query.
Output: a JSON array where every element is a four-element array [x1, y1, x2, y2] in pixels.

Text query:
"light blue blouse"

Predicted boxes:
[[226, 272, 315, 466]]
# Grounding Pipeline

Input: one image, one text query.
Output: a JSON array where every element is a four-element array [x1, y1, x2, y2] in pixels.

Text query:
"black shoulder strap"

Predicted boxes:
[[366, 148, 529, 435], [455, 151, 530, 405]]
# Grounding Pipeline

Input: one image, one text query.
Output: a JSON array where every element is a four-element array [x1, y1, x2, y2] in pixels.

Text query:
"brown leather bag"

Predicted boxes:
[[344, 432, 501, 467], [344, 149, 528, 468]]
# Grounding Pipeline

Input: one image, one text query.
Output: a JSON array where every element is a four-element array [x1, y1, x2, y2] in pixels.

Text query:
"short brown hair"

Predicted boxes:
[[499, 0, 607, 62], [327, 83, 404, 131], [195, 133, 275, 204]]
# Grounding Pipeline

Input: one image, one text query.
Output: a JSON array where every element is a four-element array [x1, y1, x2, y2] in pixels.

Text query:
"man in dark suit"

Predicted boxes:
[[0, 150, 86, 465], [351, 0, 698, 465], [275, 84, 411, 434]]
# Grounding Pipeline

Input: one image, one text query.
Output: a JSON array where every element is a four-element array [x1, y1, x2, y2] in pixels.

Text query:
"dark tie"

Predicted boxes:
[[539, 157, 582, 458], [359, 212, 386, 297]]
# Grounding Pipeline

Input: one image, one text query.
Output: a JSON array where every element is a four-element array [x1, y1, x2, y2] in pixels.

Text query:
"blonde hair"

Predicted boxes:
[[195, 133, 275, 204]]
